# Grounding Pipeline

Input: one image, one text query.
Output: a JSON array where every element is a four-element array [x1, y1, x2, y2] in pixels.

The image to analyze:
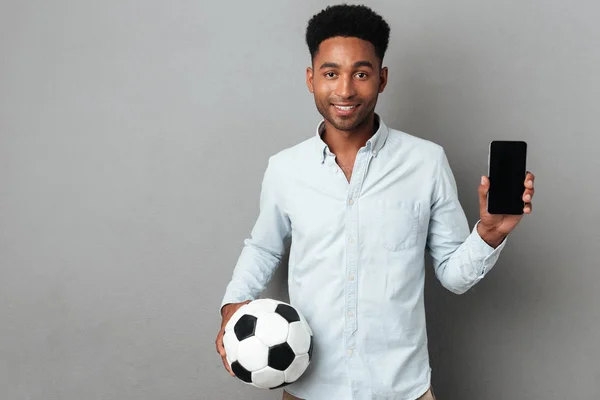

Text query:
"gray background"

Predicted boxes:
[[1, 0, 598, 399]]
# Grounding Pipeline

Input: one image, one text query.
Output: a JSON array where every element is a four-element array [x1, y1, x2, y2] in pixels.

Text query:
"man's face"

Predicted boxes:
[[306, 36, 388, 132]]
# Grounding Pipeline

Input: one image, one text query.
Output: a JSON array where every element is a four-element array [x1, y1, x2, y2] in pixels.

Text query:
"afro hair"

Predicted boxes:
[[305, 4, 391, 67]]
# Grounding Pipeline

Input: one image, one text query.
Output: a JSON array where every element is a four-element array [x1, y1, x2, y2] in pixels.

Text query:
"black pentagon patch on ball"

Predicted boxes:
[[231, 361, 252, 383], [268, 342, 296, 371], [307, 336, 314, 361], [274, 304, 300, 323], [270, 382, 292, 390], [234, 314, 257, 341]]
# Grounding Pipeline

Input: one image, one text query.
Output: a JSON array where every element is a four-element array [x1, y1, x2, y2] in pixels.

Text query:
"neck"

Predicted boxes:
[[322, 113, 378, 158]]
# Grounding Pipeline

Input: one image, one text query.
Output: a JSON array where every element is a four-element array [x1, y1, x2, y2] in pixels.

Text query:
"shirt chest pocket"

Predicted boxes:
[[374, 200, 421, 251]]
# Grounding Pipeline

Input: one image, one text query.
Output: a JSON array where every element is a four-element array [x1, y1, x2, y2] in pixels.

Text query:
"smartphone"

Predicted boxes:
[[487, 140, 528, 215]]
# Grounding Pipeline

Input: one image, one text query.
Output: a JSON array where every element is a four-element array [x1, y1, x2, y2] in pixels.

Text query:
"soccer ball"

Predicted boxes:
[[223, 298, 314, 389]]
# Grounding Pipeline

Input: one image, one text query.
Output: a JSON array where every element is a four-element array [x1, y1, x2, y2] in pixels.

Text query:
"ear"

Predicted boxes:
[[306, 67, 314, 93], [378, 66, 388, 93]]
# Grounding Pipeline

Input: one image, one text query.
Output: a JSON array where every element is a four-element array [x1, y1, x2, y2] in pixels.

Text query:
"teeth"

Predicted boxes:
[[335, 105, 356, 110]]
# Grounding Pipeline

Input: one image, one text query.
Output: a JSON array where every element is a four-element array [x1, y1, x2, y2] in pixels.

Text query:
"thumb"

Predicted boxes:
[[479, 176, 490, 216]]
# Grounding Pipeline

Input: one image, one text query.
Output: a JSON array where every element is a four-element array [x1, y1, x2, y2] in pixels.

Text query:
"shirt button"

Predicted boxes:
[[347, 349, 353, 355], [372, 150, 378, 156], [349, 237, 355, 244], [348, 274, 355, 281], [347, 311, 353, 317], [348, 199, 354, 205]]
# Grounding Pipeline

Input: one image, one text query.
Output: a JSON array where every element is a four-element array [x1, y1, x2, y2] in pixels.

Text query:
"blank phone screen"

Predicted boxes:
[[488, 141, 527, 215]]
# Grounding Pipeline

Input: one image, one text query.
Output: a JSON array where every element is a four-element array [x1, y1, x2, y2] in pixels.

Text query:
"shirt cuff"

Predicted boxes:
[[219, 292, 254, 317], [467, 220, 508, 275]]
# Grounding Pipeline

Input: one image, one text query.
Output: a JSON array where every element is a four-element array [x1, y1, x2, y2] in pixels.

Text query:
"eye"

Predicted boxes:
[[355, 72, 368, 79], [324, 72, 337, 78]]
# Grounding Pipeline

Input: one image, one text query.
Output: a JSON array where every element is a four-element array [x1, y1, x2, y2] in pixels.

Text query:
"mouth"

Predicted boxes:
[[331, 103, 361, 116]]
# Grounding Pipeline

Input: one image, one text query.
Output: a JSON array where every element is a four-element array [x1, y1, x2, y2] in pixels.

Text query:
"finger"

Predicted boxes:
[[524, 202, 533, 214], [526, 171, 535, 181], [523, 188, 534, 202], [217, 342, 225, 357], [216, 331, 225, 355], [479, 176, 490, 216], [216, 332, 235, 376], [525, 171, 535, 189], [221, 355, 234, 376]]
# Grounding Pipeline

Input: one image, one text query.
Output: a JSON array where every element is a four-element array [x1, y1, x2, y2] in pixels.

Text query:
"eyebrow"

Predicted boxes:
[[319, 61, 375, 70]]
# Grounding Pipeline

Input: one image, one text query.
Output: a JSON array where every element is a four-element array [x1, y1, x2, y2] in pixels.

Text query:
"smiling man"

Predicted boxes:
[[216, 4, 535, 400]]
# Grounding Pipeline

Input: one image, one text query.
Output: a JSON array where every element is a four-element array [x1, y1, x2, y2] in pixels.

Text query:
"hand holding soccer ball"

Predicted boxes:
[[216, 299, 314, 389], [216, 300, 251, 376]]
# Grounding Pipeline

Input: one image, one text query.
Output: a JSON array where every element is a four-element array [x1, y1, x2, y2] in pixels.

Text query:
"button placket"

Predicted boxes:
[[344, 150, 368, 337]]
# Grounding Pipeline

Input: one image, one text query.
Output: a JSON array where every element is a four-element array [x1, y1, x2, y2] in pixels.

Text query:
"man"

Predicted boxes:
[[215, 4, 535, 400]]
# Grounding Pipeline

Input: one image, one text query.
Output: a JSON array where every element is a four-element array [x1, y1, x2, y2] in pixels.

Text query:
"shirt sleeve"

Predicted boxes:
[[219, 156, 292, 312], [426, 148, 507, 294]]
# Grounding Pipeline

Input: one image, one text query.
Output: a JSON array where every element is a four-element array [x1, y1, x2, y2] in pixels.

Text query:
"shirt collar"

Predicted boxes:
[[314, 113, 389, 164]]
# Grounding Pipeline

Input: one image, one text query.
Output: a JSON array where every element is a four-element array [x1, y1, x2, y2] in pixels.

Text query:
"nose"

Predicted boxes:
[[334, 75, 357, 99]]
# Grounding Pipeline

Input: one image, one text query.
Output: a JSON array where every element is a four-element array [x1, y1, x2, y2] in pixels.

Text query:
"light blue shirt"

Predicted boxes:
[[220, 114, 506, 400]]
